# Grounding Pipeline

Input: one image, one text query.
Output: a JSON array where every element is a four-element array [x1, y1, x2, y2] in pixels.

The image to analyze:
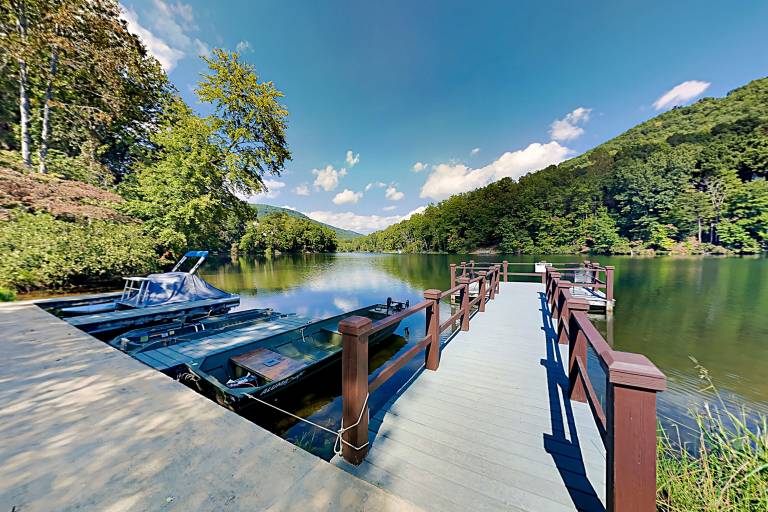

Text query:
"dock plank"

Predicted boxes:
[[334, 282, 607, 512]]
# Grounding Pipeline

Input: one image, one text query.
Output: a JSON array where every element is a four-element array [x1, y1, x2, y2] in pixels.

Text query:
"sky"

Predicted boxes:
[[120, 0, 768, 234]]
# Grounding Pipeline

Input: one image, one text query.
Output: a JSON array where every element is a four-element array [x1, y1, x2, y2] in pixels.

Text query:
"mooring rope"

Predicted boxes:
[[243, 391, 370, 456]]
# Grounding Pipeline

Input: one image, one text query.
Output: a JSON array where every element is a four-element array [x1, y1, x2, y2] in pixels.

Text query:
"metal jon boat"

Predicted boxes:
[[50, 251, 239, 334], [185, 299, 409, 411], [108, 308, 281, 355]]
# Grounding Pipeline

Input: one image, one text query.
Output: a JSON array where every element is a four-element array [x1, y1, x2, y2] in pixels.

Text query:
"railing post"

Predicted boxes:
[[502, 260, 508, 282], [339, 316, 372, 465], [553, 280, 571, 319], [449, 263, 457, 289], [547, 272, 562, 310], [487, 269, 495, 301], [565, 305, 590, 403], [494, 266, 500, 295], [606, 352, 666, 512], [605, 265, 615, 305], [424, 289, 441, 370], [478, 272, 487, 312], [457, 277, 470, 331]]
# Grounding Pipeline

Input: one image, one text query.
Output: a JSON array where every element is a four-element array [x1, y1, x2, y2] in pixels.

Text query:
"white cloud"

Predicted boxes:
[[419, 141, 572, 201], [305, 206, 427, 234], [345, 150, 360, 167], [653, 80, 711, 110], [470, 148, 480, 156], [293, 183, 310, 196], [236, 179, 285, 202], [382, 205, 397, 211], [281, 205, 297, 211], [365, 182, 385, 192], [412, 162, 428, 172], [236, 40, 252, 53], [549, 107, 592, 142], [332, 188, 363, 205], [312, 165, 347, 191], [119, 1, 208, 71], [385, 185, 404, 201]]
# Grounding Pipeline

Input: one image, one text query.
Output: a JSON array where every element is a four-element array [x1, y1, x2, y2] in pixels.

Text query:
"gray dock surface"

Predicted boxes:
[[0, 302, 422, 512], [335, 282, 607, 512], [133, 314, 312, 371]]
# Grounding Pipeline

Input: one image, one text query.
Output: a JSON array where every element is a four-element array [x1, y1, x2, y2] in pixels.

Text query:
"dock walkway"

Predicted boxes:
[[0, 302, 422, 512], [335, 282, 607, 512]]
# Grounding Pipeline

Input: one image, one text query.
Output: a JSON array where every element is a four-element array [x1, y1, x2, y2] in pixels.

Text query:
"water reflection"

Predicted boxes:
[[198, 252, 768, 454]]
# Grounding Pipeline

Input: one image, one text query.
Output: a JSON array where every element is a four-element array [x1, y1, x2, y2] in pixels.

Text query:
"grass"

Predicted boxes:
[[657, 360, 768, 511]]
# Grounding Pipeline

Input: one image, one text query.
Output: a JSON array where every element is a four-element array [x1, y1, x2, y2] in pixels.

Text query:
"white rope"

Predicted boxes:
[[243, 391, 370, 456]]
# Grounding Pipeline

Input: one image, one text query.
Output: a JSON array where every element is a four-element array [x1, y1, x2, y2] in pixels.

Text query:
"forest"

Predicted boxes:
[[0, 0, 311, 292], [344, 78, 768, 255]]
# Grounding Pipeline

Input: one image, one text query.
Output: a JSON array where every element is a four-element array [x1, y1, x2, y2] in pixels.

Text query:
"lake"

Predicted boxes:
[[196, 252, 768, 458]]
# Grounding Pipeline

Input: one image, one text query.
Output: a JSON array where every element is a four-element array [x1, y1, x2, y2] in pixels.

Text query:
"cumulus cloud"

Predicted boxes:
[[305, 206, 427, 234], [385, 186, 404, 201], [419, 141, 572, 201], [312, 165, 347, 191], [120, 1, 208, 72], [236, 40, 252, 53], [332, 188, 363, 205], [470, 148, 481, 156], [653, 80, 711, 110], [549, 107, 591, 142], [293, 183, 310, 196], [412, 162, 428, 172], [236, 179, 285, 202], [345, 150, 360, 167]]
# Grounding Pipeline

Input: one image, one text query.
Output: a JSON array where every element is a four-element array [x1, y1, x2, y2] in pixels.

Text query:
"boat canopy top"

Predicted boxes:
[[117, 272, 233, 309]]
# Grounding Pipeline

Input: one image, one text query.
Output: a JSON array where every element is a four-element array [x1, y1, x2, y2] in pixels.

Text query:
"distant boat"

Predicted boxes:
[[58, 251, 237, 317], [186, 299, 409, 411]]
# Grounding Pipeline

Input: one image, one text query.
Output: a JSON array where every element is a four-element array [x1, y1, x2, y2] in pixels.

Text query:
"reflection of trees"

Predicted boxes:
[[199, 254, 335, 293]]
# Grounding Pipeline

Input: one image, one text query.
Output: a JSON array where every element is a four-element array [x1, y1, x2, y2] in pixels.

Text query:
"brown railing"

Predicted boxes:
[[338, 264, 502, 464], [545, 267, 666, 511]]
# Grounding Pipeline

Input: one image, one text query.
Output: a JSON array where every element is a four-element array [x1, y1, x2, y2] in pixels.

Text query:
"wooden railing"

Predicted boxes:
[[453, 259, 614, 303], [545, 267, 666, 512], [338, 264, 502, 464]]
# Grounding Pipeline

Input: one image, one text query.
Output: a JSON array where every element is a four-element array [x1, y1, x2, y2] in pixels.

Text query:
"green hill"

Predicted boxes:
[[345, 77, 768, 255], [249, 204, 362, 241]]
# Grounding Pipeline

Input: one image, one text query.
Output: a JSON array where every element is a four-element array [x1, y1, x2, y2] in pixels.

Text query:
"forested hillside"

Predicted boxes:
[[345, 79, 768, 254], [0, 0, 292, 292], [250, 204, 362, 240]]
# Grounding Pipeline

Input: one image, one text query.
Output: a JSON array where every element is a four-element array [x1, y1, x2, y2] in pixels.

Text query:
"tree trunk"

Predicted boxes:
[[697, 217, 702, 243], [17, 0, 31, 167], [39, 47, 58, 174]]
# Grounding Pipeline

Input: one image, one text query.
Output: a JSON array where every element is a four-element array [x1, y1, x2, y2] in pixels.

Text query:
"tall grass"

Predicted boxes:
[[657, 361, 768, 511]]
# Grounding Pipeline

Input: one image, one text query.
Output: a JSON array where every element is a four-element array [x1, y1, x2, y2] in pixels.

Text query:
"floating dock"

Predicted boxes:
[[334, 283, 606, 512], [0, 301, 421, 512]]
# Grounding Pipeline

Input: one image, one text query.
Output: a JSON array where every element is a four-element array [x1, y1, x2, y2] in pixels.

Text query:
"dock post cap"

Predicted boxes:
[[338, 316, 373, 336], [605, 351, 667, 391], [568, 299, 590, 311], [457, 276, 471, 284], [423, 289, 441, 300], [556, 280, 572, 287], [605, 265, 615, 269]]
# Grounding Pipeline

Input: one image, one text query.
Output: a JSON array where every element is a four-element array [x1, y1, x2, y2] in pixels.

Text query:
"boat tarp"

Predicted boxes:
[[119, 272, 233, 308]]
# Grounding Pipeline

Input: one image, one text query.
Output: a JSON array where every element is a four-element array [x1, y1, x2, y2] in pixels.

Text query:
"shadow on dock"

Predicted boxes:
[[538, 292, 605, 512]]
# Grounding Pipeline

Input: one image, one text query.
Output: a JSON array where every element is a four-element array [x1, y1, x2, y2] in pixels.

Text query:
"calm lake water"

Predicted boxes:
[[195, 253, 768, 458]]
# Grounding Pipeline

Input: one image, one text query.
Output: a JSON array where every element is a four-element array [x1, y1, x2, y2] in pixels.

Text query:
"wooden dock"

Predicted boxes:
[[0, 302, 421, 512], [335, 283, 607, 512]]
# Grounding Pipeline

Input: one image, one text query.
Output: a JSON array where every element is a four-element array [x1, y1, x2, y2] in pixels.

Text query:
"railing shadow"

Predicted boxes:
[[538, 292, 605, 512]]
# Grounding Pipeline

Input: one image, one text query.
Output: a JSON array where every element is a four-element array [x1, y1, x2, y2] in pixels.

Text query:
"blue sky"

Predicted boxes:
[[121, 0, 768, 233]]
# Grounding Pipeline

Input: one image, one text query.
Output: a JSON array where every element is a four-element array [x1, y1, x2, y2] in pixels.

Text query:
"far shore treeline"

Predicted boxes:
[[343, 78, 768, 255]]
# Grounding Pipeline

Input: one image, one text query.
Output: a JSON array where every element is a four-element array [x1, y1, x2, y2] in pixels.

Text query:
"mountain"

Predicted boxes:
[[345, 78, 768, 254], [249, 204, 363, 241]]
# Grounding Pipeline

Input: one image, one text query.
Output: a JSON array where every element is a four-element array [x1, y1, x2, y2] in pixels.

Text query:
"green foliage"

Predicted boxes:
[[250, 204, 361, 240], [0, 212, 158, 291], [239, 212, 337, 253], [350, 79, 768, 254], [0, 286, 16, 301], [657, 363, 768, 511]]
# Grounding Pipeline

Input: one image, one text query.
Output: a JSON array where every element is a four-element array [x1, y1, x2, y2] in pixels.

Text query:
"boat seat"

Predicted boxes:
[[230, 348, 308, 382]]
